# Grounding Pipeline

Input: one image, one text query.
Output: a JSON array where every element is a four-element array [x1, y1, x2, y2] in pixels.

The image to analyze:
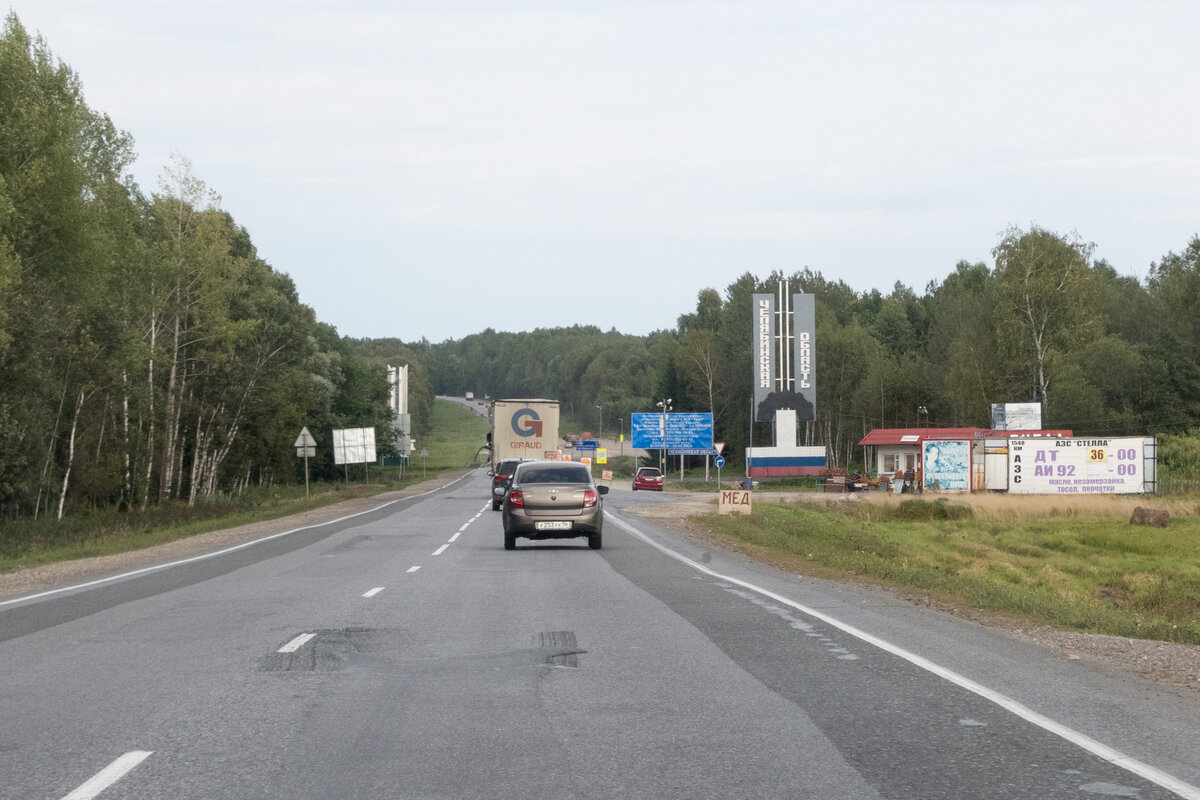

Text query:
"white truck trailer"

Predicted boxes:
[[489, 398, 561, 469]]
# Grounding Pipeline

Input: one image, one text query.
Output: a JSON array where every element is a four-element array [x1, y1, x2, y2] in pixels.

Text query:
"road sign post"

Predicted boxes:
[[293, 426, 317, 498]]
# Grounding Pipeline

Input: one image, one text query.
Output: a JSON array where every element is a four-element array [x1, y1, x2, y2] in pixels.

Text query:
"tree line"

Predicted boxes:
[[419, 230, 1200, 471], [5, 12, 1200, 524], [0, 16, 395, 520]]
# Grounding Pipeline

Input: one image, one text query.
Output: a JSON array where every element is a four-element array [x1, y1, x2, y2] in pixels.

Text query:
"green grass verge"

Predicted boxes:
[[697, 498, 1200, 645], [0, 400, 490, 575]]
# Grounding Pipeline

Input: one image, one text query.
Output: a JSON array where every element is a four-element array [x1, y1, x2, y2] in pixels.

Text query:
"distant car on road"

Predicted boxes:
[[502, 461, 608, 550], [489, 458, 532, 510], [632, 466, 663, 491]]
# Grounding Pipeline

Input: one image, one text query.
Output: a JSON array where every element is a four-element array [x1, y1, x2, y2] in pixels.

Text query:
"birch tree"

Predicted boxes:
[[992, 225, 1096, 409]]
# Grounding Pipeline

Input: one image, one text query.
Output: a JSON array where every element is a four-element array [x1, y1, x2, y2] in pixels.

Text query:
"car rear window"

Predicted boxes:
[[516, 464, 591, 484]]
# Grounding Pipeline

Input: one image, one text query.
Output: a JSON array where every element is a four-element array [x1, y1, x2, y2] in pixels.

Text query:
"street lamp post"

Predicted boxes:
[[656, 398, 672, 475]]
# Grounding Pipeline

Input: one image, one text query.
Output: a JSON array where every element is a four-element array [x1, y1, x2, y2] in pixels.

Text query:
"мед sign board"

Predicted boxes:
[[1008, 437, 1148, 494]]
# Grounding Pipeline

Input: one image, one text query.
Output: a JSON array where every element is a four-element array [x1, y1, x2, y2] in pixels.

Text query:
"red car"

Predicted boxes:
[[490, 458, 533, 510], [632, 466, 663, 491]]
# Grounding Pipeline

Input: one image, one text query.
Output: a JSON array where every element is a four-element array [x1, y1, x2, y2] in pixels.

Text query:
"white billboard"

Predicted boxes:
[[991, 402, 1042, 431], [1008, 437, 1148, 494], [333, 427, 377, 465]]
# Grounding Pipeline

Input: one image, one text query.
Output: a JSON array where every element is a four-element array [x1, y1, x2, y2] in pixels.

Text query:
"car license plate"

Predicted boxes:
[[535, 521, 572, 531]]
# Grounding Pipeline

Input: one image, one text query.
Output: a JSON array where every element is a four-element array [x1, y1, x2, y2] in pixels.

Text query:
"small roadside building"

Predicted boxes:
[[858, 427, 1073, 492]]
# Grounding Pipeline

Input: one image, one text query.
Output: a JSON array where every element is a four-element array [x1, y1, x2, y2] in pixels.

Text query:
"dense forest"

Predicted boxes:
[[0, 16, 399, 519], [3, 13, 1200, 522]]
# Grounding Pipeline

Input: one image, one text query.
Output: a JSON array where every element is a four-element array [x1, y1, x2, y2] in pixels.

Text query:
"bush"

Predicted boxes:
[[1158, 429, 1200, 481], [888, 498, 975, 522]]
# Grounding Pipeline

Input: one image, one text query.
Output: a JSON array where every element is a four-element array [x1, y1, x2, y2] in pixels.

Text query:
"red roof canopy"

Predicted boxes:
[[857, 428, 1073, 447]]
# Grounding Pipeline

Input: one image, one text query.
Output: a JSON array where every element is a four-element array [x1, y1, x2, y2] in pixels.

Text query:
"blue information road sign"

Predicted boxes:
[[630, 412, 714, 450]]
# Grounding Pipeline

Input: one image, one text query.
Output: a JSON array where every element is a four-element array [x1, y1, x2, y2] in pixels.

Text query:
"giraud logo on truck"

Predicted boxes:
[[510, 409, 544, 439]]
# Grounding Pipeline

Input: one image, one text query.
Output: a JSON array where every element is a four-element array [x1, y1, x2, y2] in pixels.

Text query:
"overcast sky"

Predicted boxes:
[[13, 1, 1200, 343]]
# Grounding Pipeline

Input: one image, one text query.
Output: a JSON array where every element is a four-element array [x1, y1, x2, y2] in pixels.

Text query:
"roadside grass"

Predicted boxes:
[[405, 398, 491, 473], [696, 497, 1200, 645], [0, 400, 490, 575]]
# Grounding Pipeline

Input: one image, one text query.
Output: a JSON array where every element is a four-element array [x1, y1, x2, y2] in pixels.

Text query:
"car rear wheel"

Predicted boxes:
[[588, 531, 602, 550], [504, 531, 516, 550]]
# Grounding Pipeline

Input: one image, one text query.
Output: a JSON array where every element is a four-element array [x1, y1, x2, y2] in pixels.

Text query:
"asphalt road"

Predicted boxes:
[[2, 470, 1198, 799]]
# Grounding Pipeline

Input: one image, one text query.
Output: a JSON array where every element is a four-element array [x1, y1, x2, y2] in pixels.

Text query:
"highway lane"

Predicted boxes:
[[1, 470, 1198, 799]]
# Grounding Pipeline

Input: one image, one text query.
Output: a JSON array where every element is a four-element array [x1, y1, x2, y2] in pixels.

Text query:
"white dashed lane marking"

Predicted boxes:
[[278, 633, 316, 653], [61, 750, 153, 800]]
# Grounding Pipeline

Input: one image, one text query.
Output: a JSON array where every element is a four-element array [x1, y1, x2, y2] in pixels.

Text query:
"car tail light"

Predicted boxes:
[[583, 489, 599, 508], [507, 489, 525, 508]]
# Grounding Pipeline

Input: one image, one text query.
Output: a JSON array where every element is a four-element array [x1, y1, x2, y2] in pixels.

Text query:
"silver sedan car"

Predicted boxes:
[[501, 461, 608, 550]]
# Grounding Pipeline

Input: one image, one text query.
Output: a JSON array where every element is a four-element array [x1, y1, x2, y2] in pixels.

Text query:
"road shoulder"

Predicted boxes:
[[0, 471, 473, 600]]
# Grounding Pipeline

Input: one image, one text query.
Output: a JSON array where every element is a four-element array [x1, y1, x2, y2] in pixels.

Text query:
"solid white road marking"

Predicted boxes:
[[606, 511, 1200, 800], [362, 587, 385, 598], [61, 750, 153, 800], [278, 633, 316, 653]]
